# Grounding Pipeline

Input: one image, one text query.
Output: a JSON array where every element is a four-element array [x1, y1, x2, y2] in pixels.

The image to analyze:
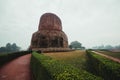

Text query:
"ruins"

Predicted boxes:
[[30, 13, 69, 52]]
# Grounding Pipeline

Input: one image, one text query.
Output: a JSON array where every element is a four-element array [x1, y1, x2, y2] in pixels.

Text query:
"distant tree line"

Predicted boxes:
[[92, 45, 120, 50], [0, 43, 21, 53], [69, 41, 85, 50]]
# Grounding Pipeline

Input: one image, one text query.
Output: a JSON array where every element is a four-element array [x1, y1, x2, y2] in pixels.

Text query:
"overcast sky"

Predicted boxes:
[[0, 0, 120, 49]]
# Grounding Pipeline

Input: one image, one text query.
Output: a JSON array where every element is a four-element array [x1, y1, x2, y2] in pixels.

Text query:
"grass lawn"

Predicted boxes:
[[44, 50, 87, 69], [97, 51, 120, 59]]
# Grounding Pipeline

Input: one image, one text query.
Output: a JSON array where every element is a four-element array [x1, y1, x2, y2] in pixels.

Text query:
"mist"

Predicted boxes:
[[0, 0, 120, 49]]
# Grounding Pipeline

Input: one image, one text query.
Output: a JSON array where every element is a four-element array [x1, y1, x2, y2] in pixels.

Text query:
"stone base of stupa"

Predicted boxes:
[[32, 48, 72, 53]]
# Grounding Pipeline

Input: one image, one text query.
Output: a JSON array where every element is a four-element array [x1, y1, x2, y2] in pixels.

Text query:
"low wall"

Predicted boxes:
[[32, 48, 73, 53]]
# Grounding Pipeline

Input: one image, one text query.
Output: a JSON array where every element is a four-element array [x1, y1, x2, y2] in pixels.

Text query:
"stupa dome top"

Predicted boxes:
[[39, 13, 62, 31]]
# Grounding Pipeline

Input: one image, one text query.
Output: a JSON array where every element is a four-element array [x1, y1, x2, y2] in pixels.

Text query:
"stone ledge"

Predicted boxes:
[[32, 48, 72, 53]]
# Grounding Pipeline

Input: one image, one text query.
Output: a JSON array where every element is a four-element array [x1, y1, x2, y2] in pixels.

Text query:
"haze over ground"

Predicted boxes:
[[0, 0, 120, 49]]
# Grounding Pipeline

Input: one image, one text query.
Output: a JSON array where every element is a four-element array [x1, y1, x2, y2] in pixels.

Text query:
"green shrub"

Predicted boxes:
[[31, 52, 102, 80], [0, 51, 31, 66], [86, 50, 120, 80]]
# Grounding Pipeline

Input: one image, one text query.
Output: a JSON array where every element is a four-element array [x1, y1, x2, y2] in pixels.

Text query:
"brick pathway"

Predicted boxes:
[[0, 54, 32, 80]]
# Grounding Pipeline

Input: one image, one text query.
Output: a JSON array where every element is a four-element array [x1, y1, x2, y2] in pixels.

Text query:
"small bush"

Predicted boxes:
[[31, 52, 102, 80], [86, 50, 120, 80]]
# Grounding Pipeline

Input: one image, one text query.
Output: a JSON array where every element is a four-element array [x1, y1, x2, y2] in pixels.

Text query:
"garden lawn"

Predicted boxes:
[[44, 50, 87, 69]]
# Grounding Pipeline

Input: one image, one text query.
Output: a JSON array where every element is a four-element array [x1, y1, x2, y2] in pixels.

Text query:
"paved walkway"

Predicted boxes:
[[92, 51, 120, 63], [0, 54, 32, 80]]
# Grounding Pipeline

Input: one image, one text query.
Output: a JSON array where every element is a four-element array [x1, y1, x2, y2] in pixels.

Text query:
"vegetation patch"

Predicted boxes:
[[31, 52, 102, 80], [45, 50, 87, 69], [0, 51, 31, 67], [86, 50, 120, 80], [96, 50, 120, 59]]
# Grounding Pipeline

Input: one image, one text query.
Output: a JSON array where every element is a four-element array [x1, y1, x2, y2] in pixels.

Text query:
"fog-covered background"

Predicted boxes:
[[0, 0, 120, 49]]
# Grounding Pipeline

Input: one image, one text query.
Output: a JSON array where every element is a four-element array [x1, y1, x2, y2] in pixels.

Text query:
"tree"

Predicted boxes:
[[105, 45, 113, 50], [69, 41, 85, 49], [115, 45, 120, 49], [11, 43, 20, 52], [0, 43, 21, 53], [0, 47, 6, 52], [92, 45, 120, 50], [6, 43, 12, 52]]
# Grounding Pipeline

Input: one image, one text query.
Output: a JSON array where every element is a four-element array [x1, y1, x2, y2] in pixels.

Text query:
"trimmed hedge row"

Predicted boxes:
[[31, 52, 102, 80], [86, 50, 120, 80], [0, 50, 31, 66]]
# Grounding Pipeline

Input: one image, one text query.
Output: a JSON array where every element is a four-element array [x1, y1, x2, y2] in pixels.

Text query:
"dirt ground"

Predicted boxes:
[[92, 51, 120, 63], [0, 54, 32, 80]]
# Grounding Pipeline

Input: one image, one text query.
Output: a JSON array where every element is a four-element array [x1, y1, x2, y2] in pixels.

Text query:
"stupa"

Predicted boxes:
[[30, 13, 69, 52]]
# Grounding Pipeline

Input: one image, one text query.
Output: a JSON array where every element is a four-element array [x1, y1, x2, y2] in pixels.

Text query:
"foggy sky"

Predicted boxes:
[[0, 0, 120, 49]]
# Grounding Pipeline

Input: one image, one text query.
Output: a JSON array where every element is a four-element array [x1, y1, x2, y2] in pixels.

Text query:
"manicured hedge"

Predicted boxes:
[[31, 52, 102, 80], [0, 50, 32, 66], [86, 50, 120, 80]]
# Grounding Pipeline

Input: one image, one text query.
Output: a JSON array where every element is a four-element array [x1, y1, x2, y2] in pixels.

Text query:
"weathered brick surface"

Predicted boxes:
[[30, 13, 69, 51]]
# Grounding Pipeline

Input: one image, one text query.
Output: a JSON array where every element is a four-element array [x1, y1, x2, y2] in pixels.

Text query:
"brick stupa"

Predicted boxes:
[[30, 13, 69, 52]]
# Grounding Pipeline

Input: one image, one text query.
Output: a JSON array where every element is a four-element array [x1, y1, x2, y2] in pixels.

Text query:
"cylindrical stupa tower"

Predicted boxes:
[[30, 13, 69, 52]]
